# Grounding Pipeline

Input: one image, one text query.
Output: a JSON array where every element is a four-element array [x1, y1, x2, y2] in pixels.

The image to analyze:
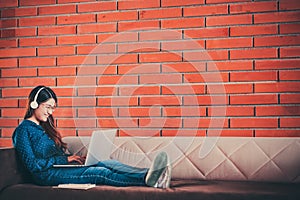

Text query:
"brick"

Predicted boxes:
[[139, 52, 182, 63], [140, 74, 182, 84], [98, 97, 138, 106], [119, 86, 160, 96], [231, 118, 277, 128], [255, 130, 300, 137], [57, 119, 96, 128], [280, 47, 300, 58], [206, 14, 252, 26], [78, 86, 117, 96], [280, 0, 300, 10], [19, 57, 55, 67], [207, 60, 253, 71], [230, 94, 278, 105], [39, 4, 76, 15], [184, 95, 228, 106], [207, 38, 252, 49], [2, 88, 32, 98], [57, 14, 96, 25], [164, 106, 206, 117], [38, 46, 75, 56], [230, 1, 277, 14], [162, 85, 205, 95], [38, 25, 76, 36], [140, 8, 182, 19], [281, 94, 300, 104], [2, 68, 37, 77], [97, 11, 137, 22], [1, 27, 36, 38], [184, 50, 228, 61], [57, 76, 97, 86], [57, 55, 96, 66], [279, 70, 300, 81], [19, 0, 55, 6], [162, 40, 205, 51], [1, 7, 37, 18], [230, 71, 277, 82], [97, 32, 138, 43], [162, 18, 204, 29], [0, 139, 13, 148], [208, 106, 254, 117], [140, 30, 182, 41], [98, 118, 138, 128], [39, 67, 76, 76], [77, 44, 116, 55], [97, 54, 138, 65], [184, 72, 229, 83], [161, 0, 204, 7], [57, 0, 91, 3], [184, 118, 228, 128], [1, 128, 15, 137], [78, 1, 116, 12], [184, 4, 228, 16], [19, 16, 55, 27], [255, 35, 300, 47], [255, 82, 300, 93], [58, 97, 96, 107], [118, 42, 160, 53], [0, 19, 17, 28], [0, 0, 18, 8], [1, 108, 24, 117], [19, 77, 56, 87], [255, 59, 300, 70], [280, 118, 300, 128], [50, 108, 73, 118], [0, 48, 36, 58], [119, 107, 160, 117], [208, 83, 253, 94], [0, 39, 17, 48], [185, 27, 228, 39], [0, 118, 18, 127], [140, 96, 181, 106], [78, 108, 117, 117], [230, 48, 277, 59], [162, 62, 206, 73], [77, 23, 116, 34], [207, 129, 253, 137], [0, 58, 17, 68], [256, 106, 300, 116], [118, 0, 160, 10], [98, 75, 138, 85], [118, 64, 160, 74], [140, 118, 182, 128], [255, 11, 300, 24], [118, 20, 160, 32], [280, 23, 300, 34], [52, 87, 74, 97], [162, 129, 206, 137], [230, 25, 278, 36], [77, 65, 116, 75], [57, 35, 96, 45], [19, 37, 56, 47], [0, 78, 18, 87]]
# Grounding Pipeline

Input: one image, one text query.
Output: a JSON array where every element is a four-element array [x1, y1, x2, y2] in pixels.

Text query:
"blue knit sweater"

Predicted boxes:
[[12, 120, 68, 174]]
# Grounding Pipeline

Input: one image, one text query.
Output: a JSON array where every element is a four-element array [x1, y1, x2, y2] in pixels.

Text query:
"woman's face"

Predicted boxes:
[[33, 98, 56, 123]]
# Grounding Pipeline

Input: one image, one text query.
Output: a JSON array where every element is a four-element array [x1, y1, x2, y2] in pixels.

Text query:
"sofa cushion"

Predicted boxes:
[[1, 180, 299, 200], [63, 136, 300, 183]]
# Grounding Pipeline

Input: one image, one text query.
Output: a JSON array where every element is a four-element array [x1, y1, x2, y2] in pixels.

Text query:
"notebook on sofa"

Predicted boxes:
[[53, 129, 116, 167]]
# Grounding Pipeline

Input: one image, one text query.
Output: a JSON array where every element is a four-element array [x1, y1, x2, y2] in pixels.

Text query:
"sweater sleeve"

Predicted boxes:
[[13, 126, 68, 173]]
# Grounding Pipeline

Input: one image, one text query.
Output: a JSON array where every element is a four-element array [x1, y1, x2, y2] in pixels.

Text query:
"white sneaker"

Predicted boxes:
[[145, 152, 168, 187], [153, 157, 172, 188]]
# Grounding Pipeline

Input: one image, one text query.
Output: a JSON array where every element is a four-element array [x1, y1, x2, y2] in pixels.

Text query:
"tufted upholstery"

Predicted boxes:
[[63, 136, 300, 183]]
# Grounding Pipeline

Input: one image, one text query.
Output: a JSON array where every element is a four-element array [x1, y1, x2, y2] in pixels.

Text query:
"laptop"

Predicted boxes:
[[53, 129, 116, 167]]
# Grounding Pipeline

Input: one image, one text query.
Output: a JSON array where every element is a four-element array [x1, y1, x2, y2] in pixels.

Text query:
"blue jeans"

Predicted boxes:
[[35, 160, 148, 186]]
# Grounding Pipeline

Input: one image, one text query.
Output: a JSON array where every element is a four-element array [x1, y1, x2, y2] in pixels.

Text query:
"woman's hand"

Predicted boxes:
[[67, 155, 86, 164]]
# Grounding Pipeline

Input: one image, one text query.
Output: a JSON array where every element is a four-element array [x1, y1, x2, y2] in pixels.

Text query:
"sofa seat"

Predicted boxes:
[[1, 180, 299, 200]]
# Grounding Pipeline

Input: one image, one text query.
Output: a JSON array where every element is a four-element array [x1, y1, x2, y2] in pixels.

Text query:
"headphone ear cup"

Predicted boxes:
[[30, 101, 38, 109]]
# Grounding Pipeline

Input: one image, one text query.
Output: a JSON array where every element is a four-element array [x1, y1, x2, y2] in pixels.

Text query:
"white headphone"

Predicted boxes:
[[30, 87, 45, 109]]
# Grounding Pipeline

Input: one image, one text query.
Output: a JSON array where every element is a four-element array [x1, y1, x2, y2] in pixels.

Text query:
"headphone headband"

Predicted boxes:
[[30, 87, 45, 109]]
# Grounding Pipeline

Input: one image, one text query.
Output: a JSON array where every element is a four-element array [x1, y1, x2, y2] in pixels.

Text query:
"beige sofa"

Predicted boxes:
[[1, 136, 299, 200]]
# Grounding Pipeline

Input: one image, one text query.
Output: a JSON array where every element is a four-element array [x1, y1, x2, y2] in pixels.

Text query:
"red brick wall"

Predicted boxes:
[[0, 0, 299, 147]]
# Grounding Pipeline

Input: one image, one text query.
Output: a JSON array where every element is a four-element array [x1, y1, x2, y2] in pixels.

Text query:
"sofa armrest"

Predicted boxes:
[[0, 148, 31, 192]]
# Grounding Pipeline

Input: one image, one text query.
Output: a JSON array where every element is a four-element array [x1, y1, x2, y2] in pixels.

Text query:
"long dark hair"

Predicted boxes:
[[24, 85, 67, 150]]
